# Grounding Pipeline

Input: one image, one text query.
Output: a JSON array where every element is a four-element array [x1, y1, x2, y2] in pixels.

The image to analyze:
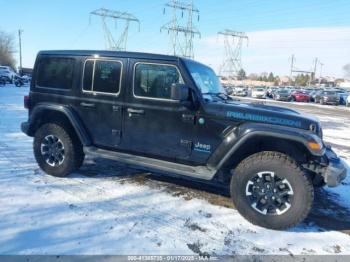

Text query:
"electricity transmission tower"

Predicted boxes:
[[90, 8, 140, 51], [161, 0, 200, 59], [217, 29, 248, 77], [289, 55, 322, 85]]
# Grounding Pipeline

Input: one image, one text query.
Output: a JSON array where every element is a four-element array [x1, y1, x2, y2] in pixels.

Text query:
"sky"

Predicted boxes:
[[1, 0, 350, 77]]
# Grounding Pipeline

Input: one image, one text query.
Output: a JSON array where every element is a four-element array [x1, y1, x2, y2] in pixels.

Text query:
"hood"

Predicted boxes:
[[203, 100, 320, 132]]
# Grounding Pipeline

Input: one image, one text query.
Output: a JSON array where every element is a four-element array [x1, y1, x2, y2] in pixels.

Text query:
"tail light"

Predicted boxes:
[[24, 95, 30, 109]]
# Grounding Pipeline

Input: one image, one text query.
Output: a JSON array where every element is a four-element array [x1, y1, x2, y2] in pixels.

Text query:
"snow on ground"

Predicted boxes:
[[0, 85, 350, 255]]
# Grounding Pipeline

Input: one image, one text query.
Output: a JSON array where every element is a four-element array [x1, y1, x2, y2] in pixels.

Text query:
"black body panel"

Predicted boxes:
[[21, 50, 346, 186]]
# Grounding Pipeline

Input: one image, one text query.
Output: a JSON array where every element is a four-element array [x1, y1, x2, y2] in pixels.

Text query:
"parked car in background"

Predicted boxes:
[[318, 91, 340, 105], [233, 86, 248, 97], [0, 76, 6, 86], [266, 86, 278, 98], [290, 90, 310, 102], [21, 75, 32, 83], [347, 95, 350, 107], [0, 66, 17, 83], [310, 90, 321, 102], [13, 75, 25, 87], [251, 87, 266, 98], [333, 90, 349, 105], [273, 89, 291, 101]]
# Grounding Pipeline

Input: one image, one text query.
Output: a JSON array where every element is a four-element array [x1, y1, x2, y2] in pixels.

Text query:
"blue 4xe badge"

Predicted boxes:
[[194, 142, 211, 153], [226, 111, 302, 128]]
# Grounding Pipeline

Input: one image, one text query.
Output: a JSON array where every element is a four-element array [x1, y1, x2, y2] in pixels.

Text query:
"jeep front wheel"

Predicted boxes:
[[230, 151, 314, 230], [33, 123, 85, 177]]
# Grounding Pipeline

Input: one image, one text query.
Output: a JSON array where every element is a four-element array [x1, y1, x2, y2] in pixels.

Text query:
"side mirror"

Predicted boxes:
[[171, 83, 189, 101]]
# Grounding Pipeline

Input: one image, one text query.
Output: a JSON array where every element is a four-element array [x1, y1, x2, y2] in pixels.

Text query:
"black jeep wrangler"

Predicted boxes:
[[21, 50, 346, 230]]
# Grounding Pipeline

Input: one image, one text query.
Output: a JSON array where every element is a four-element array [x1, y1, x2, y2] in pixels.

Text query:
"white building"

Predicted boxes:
[[339, 81, 350, 91]]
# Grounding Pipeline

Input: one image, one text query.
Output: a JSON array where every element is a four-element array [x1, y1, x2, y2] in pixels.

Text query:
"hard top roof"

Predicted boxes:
[[38, 50, 182, 62]]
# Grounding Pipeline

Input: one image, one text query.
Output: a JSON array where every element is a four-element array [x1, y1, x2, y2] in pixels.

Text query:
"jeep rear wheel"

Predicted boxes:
[[34, 123, 85, 177], [230, 151, 314, 230]]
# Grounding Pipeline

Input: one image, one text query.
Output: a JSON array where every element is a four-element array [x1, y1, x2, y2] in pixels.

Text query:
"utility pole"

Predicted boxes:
[[319, 63, 324, 78], [161, 0, 200, 59], [90, 8, 140, 51], [313, 57, 318, 81], [18, 29, 23, 75], [217, 29, 248, 78], [319, 62, 324, 84], [289, 54, 295, 85]]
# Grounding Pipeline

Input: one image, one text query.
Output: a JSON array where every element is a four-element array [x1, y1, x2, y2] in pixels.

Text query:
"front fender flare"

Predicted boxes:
[[207, 123, 325, 170]]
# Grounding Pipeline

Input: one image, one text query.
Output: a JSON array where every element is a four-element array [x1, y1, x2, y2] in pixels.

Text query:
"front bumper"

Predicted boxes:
[[322, 146, 347, 187]]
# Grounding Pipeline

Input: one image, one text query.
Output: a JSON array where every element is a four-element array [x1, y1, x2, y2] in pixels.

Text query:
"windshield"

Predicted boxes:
[[185, 60, 225, 95]]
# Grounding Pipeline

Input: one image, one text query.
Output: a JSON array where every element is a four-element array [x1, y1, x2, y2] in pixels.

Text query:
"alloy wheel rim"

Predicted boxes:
[[245, 171, 294, 216], [40, 135, 65, 167]]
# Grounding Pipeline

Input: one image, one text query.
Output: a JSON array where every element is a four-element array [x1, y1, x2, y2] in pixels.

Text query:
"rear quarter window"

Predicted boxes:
[[36, 57, 75, 89]]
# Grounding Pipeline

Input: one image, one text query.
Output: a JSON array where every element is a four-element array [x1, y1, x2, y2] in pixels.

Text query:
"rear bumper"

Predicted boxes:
[[21, 121, 30, 136], [322, 146, 347, 187]]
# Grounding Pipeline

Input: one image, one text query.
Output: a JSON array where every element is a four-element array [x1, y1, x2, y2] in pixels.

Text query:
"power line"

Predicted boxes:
[[217, 29, 248, 78], [90, 8, 140, 51], [160, 0, 201, 59]]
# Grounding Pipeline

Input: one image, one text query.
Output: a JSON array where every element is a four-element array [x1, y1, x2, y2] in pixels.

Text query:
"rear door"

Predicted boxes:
[[75, 58, 125, 148]]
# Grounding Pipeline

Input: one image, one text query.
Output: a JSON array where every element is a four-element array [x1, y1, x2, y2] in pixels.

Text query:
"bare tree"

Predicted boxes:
[[0, 31, 16, 69], [343, 64, 350, 78]]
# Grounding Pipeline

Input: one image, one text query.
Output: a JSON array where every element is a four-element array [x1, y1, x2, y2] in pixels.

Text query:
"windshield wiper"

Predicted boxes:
[[203, 92, 229, 101]]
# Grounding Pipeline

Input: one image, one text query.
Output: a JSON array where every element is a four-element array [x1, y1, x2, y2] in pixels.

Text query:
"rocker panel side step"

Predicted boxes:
[[84, 146, 216, 180]]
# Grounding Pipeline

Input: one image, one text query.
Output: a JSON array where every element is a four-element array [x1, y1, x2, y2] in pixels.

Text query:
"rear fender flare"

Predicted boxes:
[[28, 103, 91, 146]]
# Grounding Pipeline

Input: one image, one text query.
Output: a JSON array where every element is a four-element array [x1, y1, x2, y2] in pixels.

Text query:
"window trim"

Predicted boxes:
[[82, 58, 123, 97], [132, 62, 184, 102], [35, 56, 75, 91]]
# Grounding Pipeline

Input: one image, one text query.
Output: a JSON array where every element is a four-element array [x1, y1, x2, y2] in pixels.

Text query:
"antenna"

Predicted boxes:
[[90, 8, 140, 51]]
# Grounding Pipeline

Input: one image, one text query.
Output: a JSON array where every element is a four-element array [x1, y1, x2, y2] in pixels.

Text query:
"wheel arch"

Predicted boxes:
[[218, 135, 310, 171], [27, 104, 91, 146], [208, 123, 324, 174]]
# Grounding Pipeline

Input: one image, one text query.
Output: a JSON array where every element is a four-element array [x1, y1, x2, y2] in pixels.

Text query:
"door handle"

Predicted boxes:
[[127, 108, 144, 115], [80, 102, 95, 108]]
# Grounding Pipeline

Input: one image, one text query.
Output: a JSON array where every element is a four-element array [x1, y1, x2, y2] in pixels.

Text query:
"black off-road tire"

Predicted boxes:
[[33, 123, 85, 177], [230, 151, 314, 230]]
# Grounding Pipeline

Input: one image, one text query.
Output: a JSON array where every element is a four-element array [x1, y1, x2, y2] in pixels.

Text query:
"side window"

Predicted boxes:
[[93, 60, 122, 94], [134, 63, 183, 99], [82, 60, 122, 94], [83, 60, 94, 92], [36, 57, 75, 89]]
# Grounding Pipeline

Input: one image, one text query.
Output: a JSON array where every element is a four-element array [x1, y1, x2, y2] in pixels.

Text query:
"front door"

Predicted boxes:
[[76, 58, 125, 148], [120, 60, 194, 160]]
